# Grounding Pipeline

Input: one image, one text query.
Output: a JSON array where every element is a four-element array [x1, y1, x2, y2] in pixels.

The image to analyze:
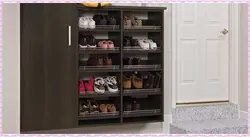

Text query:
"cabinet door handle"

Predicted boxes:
[[68, 26, 71, 46]]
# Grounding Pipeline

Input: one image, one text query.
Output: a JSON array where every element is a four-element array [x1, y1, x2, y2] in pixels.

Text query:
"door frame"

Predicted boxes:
[[171, 3, 240, 108]]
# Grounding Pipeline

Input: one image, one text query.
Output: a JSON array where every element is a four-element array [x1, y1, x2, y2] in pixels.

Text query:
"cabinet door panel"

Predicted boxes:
[[21, 3, 78, 132]]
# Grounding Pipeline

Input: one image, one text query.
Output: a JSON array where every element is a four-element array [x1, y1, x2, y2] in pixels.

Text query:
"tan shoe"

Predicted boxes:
[[132, 74, 143, 89], [107, 104, 116, 112], [100, 104, 107, 112], [124, 76, 132, 89]]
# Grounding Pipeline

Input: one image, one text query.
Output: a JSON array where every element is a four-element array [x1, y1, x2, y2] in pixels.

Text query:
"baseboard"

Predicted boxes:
[[240, 110, 248, 119], [162, 114, 172, 133]]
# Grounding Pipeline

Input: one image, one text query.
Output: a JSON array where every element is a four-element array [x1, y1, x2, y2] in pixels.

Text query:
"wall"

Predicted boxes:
[[2, 3, 20, 134], [239, 3, 248, 113], [2, 3, 172, 134]]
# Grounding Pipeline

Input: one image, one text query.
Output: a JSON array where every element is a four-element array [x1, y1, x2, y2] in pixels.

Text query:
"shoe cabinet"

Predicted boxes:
[[21, 3, 166, 132]]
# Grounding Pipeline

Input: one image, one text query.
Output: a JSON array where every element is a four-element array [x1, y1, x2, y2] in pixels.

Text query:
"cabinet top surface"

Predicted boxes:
[[77, 4, 166, 11]]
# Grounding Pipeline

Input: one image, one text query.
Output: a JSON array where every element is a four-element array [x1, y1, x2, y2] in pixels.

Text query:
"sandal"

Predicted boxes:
[[98, 40, 108, 49], [100, 104, 108, 112], [106, 40, 115, 49], [107, 104, 116, 112]]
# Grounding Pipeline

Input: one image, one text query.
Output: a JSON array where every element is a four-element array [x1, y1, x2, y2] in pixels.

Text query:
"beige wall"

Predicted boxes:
[[239, 3, 248, 112]]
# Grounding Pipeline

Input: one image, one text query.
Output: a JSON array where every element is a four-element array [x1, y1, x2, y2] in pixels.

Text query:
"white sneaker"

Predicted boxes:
[[79, 17, 88, 29], [88, 18, 96, 29], [94, 77, 105, 93], [105, 76, 119, 93], [138, 39, 150, 50], [145, 39, 157, 50]]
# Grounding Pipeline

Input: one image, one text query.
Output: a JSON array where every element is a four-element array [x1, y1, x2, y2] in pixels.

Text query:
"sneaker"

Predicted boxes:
[[145, 39, 157, 50], [88, 18, 96, 29], [138, 39, 150, 50], [79, 80, 85, 93], [105, 76, 118, 93], [85, 77, 94, 93], [79, 17, 88, 29], [88, 100, 99, 113], [107, 15, 116, 25], [94, 77, 105, 93], [87, 34, 97, 48], [79, 33, 88, 48], [79, 100, 90, 114]]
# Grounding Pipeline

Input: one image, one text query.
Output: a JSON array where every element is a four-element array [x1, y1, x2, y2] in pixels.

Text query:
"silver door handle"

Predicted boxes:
[[220, 28, 228, 35], [68, 26, 71, 46]]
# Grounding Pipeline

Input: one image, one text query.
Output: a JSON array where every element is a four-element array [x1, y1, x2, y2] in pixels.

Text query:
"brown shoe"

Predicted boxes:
[[123, 75, 132, 89], [107, 104, 116, 112], [132, 101, 140, 110], [100, 104, 107, 112], [103, 56, 112, 65], [97, 57, 103, 66], [132, 74, 143, 89]]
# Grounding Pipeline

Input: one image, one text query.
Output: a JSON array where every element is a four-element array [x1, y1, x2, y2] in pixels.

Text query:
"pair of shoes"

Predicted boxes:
[[124, 98, 140, 111], [94, 76, 119, 93], [98, 40, 115, 49], [124, 14, 142, 27], [87, 56, 112, 66], [79, 77, 94, 94], [79, 100, 99, 114], [79, 17, 96, 29], [143, 72, 162, 88], [123, 36, 139, 47], [79, 33, 96, 48], [124, 72, 143, 89], [100, 104, 116, 112], [123, 57, 140, 65], [138, 39, 157, 50], [93, 14, 116, 25]]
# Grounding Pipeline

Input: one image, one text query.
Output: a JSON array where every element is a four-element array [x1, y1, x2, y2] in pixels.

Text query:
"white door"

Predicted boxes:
[[175, 3, 229, 103]]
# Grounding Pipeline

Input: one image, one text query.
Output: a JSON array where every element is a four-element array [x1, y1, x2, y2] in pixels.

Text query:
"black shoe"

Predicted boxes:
[[132, 57, 140, 65], [107, 15, 116, 25], [79, 33, 88, 48], [79, 100, 90, 114], [143, 72, 155, 89], [93, 14, 107, 25], [153, 72, 162, 88], [86, 34, 96, 47], [88, 100, 99, 113], [123, 57, 132, 65], [123, 36, 132, 47], [131, 39, 139, 47]]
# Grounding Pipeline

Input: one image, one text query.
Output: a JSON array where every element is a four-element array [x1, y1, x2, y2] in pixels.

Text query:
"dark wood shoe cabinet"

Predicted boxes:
[[21, 3, 166, 132]]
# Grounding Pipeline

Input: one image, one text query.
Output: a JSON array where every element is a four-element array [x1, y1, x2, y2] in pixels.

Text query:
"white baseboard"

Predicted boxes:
[[240, 111, 248, 119], [162, 114, 172, 133]]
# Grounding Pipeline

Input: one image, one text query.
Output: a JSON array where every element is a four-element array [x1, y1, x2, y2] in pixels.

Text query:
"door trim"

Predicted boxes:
[[171, 3, 240, 108]]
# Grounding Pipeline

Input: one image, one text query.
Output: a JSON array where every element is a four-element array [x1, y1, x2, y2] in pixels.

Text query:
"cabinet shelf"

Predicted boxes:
[[79, 25, 120, 32], [123, 88, 161, 96], [79, 65, 120, 72], [123, 65, 162, 72], [123, 47, 162, 53], [79, 47, 120, 54], [79, 91, 120, 98], [123, 109, 161, 118], [79, 112, 120, 120]]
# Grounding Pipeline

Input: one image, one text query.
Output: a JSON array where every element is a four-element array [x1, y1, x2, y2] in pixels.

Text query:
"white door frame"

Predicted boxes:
[[171, 3, 240, 108]]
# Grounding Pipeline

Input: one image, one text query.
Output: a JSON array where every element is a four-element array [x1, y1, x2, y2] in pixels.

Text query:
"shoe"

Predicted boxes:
[[153, 72, 162, 88], [123, 75, 132, 89], [132, 74, 143, 89], [97, 57, 103, 66], [89, 100, 99, 113], [145, 39, 157, 50], [99, 14, 108, 25], [107, 15, 116, 25], [88, 18, 96, 29], [143, 72, 155, 89], [103, 56, 112, 65], [79, 80, 85, 93], [79, 17, 88, 29], [87, 56, 98, 66], [132, 101, 140, 110], [123, 36, 132, 47], [106, 40, 115, 49], [123, 57, 132, 65], [79, 33, 88, 48], [107, 104, 116, 112], [105, 76, 118, 93], [132, 57, 140, 65], [138, 39, 150, 50], [100, 104, 108, 112], [79, 100, 90, 114], [124, 103, 132, 111], [86, 34, 97, 48], [98, 40, 108, 49], [85, 77, 94, 93], [94, 77, 105, 93], [131, 39, 139, 47], [124, 16, 132, 28]]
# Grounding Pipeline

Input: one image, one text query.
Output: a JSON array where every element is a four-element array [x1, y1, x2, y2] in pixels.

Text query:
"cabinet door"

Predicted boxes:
[[21, 3, 78, 132]]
